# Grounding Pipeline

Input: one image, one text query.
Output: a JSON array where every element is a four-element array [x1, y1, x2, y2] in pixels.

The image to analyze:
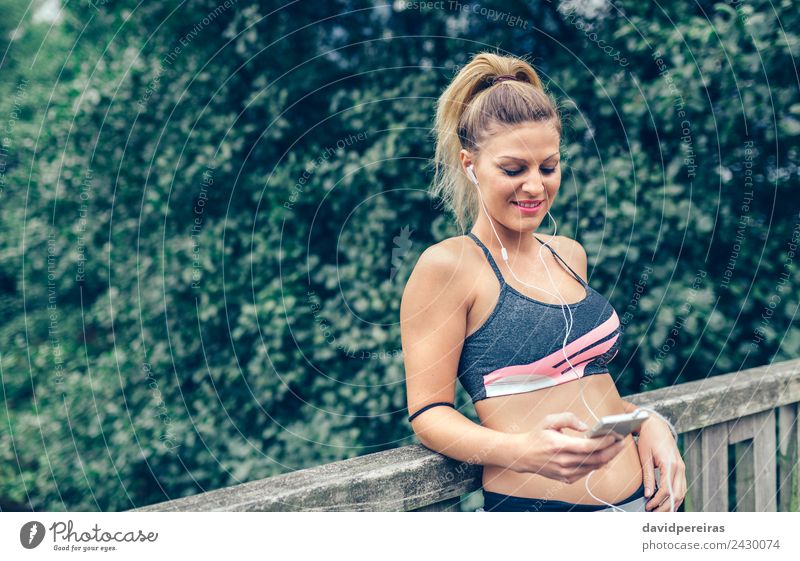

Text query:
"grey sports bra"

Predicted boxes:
[[456, 232, 622, 403], [407, 232, 622, 422]]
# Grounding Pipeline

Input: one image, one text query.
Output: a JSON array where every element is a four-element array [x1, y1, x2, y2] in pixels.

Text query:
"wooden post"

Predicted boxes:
[[701, 423, 729, 511], [683, 429, 703, 512], [777, 404, 798, 511]]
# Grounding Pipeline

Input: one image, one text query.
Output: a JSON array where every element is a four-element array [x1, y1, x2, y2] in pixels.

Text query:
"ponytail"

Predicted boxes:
[[430, 51, 562, 231]]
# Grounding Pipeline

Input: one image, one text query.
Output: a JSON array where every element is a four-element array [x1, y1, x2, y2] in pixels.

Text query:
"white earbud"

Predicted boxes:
[[466, 164, 479, 185]]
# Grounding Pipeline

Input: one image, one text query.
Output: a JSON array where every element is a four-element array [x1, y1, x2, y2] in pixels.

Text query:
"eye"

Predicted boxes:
[[542, 161, 560, 174], [502, 168, 524, 176]]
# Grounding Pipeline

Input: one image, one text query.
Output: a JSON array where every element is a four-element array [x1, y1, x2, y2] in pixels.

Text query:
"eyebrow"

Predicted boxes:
[[497, 152, 560, 164]]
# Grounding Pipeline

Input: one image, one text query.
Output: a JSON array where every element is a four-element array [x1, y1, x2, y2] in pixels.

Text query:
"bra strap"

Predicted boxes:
[[533, 235, 588, 287], [467, 232, 506, 285]]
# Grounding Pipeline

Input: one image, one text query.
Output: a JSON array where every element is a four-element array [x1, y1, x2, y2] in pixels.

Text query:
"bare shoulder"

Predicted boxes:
[[401, 236, 476, 308], [405, 235, 477, 288], [537, 234, 588, 281]]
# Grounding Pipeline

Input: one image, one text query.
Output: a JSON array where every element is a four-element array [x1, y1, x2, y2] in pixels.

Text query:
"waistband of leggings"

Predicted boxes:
[[482, 482, 646, 512]]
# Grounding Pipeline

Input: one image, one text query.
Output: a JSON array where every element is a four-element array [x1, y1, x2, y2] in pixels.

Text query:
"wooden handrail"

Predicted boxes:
[[131, 359, 800, 512]]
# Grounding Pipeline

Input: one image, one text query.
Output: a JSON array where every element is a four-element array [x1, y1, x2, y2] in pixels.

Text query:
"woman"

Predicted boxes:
[[400, 52, 686, 512]]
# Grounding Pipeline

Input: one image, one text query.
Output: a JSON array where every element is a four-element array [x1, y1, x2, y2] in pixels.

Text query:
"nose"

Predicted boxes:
[[520, 170, 546, 198]]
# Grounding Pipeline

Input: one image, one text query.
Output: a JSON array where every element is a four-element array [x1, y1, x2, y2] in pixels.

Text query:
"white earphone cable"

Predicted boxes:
[[467, 164, 676, 512]]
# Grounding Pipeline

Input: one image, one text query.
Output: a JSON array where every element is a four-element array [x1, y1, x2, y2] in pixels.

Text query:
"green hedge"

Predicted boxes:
[[0, 0, 797, 510]]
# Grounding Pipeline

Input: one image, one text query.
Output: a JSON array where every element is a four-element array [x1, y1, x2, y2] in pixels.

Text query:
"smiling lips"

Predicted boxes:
[[512, 200, 543, 208], [511, 199, 544, 213]]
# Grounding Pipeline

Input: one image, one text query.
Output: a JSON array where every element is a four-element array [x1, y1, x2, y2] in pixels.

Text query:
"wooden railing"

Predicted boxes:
[[132, 359, 800, 512]]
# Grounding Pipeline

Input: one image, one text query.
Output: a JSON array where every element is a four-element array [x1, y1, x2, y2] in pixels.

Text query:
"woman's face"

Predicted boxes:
[[461, 120, 561, 232]]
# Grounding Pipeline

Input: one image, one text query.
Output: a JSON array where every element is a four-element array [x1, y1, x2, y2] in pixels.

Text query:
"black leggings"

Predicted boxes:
[[481, 482, 648, 512]]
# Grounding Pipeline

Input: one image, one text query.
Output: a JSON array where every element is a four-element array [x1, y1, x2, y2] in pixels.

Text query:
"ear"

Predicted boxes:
[[459, 148, 473, 173]]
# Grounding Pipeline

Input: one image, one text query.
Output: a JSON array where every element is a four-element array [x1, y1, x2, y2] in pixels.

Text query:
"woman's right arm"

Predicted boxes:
[[400, 242, 522, 470]]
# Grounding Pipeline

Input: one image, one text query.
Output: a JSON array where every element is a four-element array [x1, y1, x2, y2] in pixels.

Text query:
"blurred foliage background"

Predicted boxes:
[[0, 0, 798, 511]]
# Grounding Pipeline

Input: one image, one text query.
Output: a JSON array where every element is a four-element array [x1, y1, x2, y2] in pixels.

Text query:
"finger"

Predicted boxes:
[[560, 441, 620, 470], [641, 453, 656, 500], [582, 433, 623, 454], [645, 483, 669, 511], [672, 467, 687, 510], [647, 462, 674, 511], [598, 437, 628, 462], [577, 436, 626, 460], [573, 438, 627, 470], [648, 461, 686, 512], [652, 496, 674, 512], [558, 449, 606, 469], [670, 466, 681, 508]]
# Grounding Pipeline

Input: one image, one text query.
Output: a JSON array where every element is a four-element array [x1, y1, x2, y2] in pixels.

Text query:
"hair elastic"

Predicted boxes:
[[408, 401, 455, 423], [491, 74, 519, 85]]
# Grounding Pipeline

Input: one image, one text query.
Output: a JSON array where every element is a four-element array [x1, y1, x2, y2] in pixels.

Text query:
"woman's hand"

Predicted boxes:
[[636, 416, 686, 511], [511, 412, 627, 483]]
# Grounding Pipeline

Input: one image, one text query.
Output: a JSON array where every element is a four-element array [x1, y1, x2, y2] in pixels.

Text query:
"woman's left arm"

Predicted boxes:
[[620, 399, 687, 512]]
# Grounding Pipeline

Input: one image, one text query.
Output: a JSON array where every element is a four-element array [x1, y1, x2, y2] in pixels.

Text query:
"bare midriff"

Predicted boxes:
[[475, 373, 644, 504]]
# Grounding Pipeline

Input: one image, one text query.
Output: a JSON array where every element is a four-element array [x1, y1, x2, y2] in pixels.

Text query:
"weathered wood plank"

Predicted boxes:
[[728, 413, 756, 443], [797, 402, 800, 512], [753, 410, 777, 511], [683, 429, 703, 512], [729, 413, 757, 511], [131, 445, 482, 512], [701, 423, 729, 512], [132, 358, 800, 512], [776, 404, 797, 512], [632, 358, 800, 434], [728, 411, 777, 511]]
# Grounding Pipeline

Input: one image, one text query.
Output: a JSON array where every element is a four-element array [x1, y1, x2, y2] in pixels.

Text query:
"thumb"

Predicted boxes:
[[641, 452, 656, 498], [545, 412, 589, 433]]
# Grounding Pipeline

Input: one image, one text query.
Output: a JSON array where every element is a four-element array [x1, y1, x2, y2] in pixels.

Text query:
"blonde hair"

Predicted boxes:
[[430, 51, 562, 231]]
